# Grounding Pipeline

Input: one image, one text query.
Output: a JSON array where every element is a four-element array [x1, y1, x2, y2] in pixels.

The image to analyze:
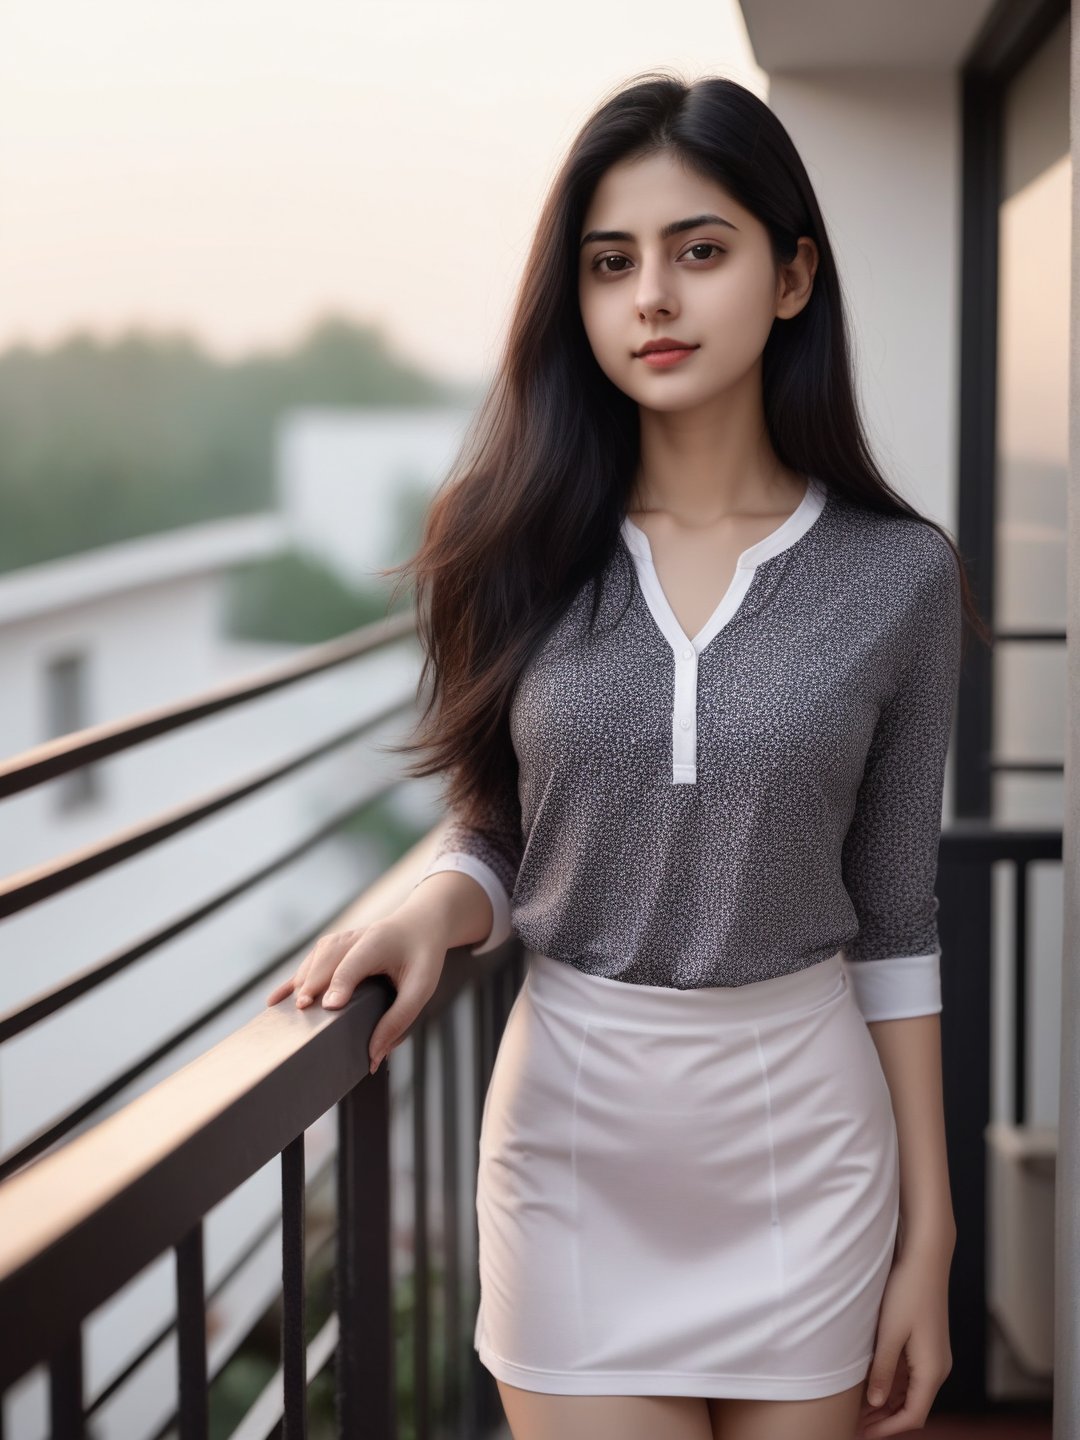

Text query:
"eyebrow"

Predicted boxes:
[[579, 213, 738, 249]]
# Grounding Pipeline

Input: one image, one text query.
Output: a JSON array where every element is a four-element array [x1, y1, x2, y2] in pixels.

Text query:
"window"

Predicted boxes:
[[44, 651, 100, 810]]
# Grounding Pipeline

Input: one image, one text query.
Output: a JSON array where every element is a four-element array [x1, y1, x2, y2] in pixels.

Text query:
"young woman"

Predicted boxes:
[[267, 70, 990, 1440]]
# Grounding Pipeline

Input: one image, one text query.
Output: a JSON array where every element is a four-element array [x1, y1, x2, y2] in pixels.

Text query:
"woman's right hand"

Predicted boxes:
[[265, 911, 446, 1074]]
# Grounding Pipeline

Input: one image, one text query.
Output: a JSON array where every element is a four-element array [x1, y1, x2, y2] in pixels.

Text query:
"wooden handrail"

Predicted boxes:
[[0, 822, 501, 1393]]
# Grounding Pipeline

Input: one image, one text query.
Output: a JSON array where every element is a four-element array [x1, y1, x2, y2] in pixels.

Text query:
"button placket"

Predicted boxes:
[[619, 480, 828, 787], [671, 643, 698, 783]]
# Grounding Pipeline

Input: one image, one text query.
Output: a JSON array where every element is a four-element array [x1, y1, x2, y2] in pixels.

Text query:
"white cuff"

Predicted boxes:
[[843, 952, 942, 1021], [416, 852, 514, 954]]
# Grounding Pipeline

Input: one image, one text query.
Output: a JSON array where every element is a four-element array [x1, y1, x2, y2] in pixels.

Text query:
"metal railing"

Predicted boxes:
[[937, 821, 1061, 1417], [0, 608, 522, 1439]]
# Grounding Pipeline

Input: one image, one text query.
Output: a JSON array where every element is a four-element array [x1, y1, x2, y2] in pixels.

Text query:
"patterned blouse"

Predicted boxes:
[[415, 476, 964, 1022]]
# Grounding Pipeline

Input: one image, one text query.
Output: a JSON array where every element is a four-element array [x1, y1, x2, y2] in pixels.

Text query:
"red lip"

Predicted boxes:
[[635, 337, 698, 356]]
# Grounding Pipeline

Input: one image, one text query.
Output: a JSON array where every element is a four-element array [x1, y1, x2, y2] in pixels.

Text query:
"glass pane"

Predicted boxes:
[[993, 12, 1070, 826], [992, 642, 1067, 763], [992, 770, 1065, 829]]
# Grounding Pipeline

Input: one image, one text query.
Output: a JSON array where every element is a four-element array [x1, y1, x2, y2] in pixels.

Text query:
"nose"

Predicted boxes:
[[633, 252, 679, 322]]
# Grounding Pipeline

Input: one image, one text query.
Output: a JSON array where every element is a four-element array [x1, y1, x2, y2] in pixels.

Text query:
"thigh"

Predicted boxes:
[[497, 1380, 714, 1440], [707, 1380, 865, 1440]]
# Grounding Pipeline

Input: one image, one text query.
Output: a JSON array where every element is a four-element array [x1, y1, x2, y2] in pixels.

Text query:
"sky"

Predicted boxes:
[[0, 0, 765, 384]]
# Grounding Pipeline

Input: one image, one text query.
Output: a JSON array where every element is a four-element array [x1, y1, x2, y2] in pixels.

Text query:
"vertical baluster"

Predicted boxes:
[[336, 1063, 394, 1439], [175, 1222, 209, 1439], [441, 1006, 463, 1437], [413, 1018, 430, 1440], [478, 970, 496, 1084], [1013, 857, 1029, 1125], [500, 957, 518, 1038], [48, 1330, 84, 1440], [281, 1133, 308, 1439], [471, 973, 502, 1433], [466, 982, 487, 1437]]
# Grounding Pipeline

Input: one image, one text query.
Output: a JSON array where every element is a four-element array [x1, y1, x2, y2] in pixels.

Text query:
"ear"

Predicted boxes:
[[776, 236, 818, 321]]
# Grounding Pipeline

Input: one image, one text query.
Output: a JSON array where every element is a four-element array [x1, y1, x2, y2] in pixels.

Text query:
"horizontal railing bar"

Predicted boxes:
[[940, 821, 1062, 863], [987, 759, 1064, 773], [87, 1152, 337, 1424], [0, 842, 512, 1392], [0, 858, 400, 1180], [0, 689, 414, 921], [0, 773, 398, 1043], [0, 609, 418, 801], [990, 628, 1066, 642]]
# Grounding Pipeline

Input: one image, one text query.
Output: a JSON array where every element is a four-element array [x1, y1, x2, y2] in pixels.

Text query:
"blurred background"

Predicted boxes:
[[0, 1, 1070, 1437]]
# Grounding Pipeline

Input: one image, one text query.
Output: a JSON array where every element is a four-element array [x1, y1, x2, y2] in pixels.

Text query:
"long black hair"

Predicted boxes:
[[381, 68, 988, 824]]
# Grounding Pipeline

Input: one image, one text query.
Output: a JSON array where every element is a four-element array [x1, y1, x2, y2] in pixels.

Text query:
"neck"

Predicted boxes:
[[628, 382, 803, 525]]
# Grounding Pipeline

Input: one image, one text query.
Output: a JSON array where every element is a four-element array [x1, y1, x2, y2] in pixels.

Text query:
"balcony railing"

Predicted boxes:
[[0, 609, 1059, 1435], [0, 610, 524, 1439]]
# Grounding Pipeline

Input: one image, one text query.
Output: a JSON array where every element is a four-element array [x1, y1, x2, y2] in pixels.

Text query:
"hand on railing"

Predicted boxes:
[[265, 914, 447, 1075]]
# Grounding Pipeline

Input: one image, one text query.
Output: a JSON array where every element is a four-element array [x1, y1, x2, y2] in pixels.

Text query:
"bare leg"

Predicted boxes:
[[706, 1380, 866, 1440], [497, 1380, 714, 1440]]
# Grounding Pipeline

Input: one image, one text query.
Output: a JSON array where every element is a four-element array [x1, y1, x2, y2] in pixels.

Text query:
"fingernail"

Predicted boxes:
[[296, 994, 311, 1009], [868, 1388, 884, 1406], [370, 1054, 382, 1075], [323, 991, 342, 1007]]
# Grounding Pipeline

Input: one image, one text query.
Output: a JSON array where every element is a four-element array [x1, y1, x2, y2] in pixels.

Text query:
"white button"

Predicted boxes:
[[679, 718, 691, 730], [682, 647, 693, 660]]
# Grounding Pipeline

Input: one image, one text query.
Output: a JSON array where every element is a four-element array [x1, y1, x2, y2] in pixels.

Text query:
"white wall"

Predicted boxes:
[[276, 405, 476, 588], [765, 69, 962, 536]]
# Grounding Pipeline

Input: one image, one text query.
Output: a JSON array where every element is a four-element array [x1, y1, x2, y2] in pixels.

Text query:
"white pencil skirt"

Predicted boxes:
[[473, 948, 900, 1400]]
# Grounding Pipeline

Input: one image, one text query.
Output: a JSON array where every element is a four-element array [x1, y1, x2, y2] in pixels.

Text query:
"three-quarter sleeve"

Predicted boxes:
[[840, 530, 964, 1021], [414, 772, 525, 955]]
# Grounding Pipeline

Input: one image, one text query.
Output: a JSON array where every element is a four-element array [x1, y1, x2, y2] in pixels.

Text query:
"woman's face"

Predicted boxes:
[[577, 150, 816, 413]]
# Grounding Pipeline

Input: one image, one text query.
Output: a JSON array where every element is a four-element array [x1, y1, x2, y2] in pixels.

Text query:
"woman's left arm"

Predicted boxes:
[[856, 1013, 956, 1439], [839, 529, 966, 1437], [872, 1013, 957, 1253]]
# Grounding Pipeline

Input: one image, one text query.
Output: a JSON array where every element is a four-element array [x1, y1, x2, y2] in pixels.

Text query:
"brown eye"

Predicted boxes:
[[684, 242, 723, 261]]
